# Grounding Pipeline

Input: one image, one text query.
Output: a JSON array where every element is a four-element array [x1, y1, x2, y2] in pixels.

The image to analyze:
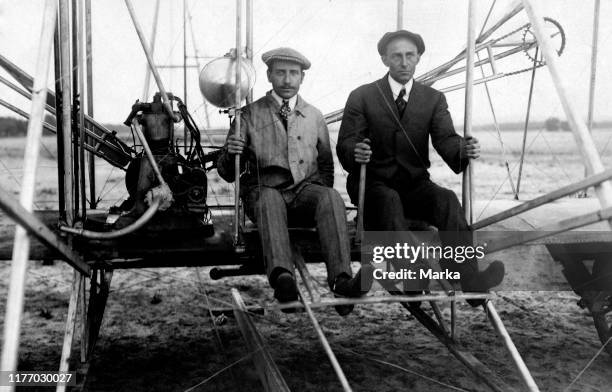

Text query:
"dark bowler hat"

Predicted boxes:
[[261, 47, 311, 70], [377, 30, 425, 55]]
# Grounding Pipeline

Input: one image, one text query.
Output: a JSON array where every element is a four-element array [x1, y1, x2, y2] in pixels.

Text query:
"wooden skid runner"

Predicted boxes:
[[379, 278, 520, 392], [56, 269, 113, 392]]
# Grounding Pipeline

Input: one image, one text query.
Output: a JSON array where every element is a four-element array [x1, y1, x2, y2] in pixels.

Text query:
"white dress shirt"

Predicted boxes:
[[271, 90, 298, 110], [388, 75, 413, 102]]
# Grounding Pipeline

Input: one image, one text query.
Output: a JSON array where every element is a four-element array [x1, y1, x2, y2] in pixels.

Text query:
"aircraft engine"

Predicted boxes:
[[120, 92, 217, 225]]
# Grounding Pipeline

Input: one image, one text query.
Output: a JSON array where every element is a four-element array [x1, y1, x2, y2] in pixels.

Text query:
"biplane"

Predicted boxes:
[[0, 0, 610, 391]]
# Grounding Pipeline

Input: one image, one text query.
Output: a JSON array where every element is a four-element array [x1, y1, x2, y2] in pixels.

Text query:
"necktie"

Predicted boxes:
[[279, 99, 291, 129], [395, 87, 406, 117]]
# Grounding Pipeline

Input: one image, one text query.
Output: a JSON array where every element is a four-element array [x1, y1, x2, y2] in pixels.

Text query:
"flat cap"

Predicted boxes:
[[261, 47, 311, 70], [377, 30, 425, 56]]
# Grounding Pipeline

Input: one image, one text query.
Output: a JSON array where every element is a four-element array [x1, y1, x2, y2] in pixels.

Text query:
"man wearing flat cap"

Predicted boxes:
[[336, 30, 504, 302], [218, 47, 373, 314]]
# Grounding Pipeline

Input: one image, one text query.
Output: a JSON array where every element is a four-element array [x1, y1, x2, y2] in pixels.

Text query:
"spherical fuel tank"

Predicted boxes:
[[199, 53, 256, 108]]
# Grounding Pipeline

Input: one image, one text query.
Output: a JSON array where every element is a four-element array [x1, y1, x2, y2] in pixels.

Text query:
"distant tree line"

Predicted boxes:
[[469, 118, 612, 132], [0, 115, 57, 137], [0, 117, 28, 137], [544, 117, 570, 131], [1, 115, 611, 137], [0, 115, 130, 138], [541, 117, 612, 132]]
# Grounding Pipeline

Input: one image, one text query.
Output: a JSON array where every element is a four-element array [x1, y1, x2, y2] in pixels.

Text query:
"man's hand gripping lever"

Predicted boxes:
[[355, 138, 371, 247], [226, 134, 246, 156], [226, 134, 247, 253]]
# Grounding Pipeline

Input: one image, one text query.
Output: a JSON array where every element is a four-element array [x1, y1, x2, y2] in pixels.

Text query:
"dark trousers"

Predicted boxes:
[[243, 183, 352, 288], [364, 178, 478, 278]]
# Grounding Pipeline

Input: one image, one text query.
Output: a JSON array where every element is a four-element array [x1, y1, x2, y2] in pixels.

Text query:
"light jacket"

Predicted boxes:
[[217, 92, 334, 192]]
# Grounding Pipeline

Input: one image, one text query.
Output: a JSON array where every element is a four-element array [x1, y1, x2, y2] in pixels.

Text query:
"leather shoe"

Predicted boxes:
[[333, 264, 375, 298], [274, 272, 298, 304], [461, 260, 505, 307], [403, 291, 423, 309], [332, 264, 375, 316]]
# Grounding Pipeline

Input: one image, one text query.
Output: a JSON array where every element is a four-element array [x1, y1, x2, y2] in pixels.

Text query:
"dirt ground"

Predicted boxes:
[[0, 131, 611, 391], [0, 264, 610, 391]]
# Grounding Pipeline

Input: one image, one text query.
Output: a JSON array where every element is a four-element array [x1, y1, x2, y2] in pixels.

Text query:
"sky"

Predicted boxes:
[[0, 0, 610, 128]]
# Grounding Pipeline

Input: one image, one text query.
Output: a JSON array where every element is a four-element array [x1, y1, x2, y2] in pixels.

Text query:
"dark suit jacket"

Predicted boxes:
[[337, 75, 469, 203]]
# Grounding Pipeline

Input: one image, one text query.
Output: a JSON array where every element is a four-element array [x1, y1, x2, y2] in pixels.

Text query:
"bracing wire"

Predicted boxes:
[[0, 156, 43, 210], [474, 50, 517, 198], [478, 0, 497, 38], [182, 351, 257, 392], [562, 336, 612, 392], [475, 119, 561, 222], [515, 47, 540, 198]]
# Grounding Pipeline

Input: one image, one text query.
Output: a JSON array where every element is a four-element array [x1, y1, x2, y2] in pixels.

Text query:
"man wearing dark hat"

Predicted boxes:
[[336, 31, 504, 301], [218, 47, 373, 314]]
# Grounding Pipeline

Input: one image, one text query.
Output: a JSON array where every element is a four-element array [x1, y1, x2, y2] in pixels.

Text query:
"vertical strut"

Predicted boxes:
[[396, 0, 404, 29], [183, 0, 188, 151], [584, 0, 601, 185], [0, 0, 58, 382], [246, 0, 253, 104], [54, 15, 66, 220], [71, 0, 81, 218], [462, 0, 476, 223], [60, 0, 74, 226], [57, 271, 82, 392], [75, 0, 87, 219], [587, 0, 600, 133], [233, 0, 244, 250], [85, 0, 96, 209]]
